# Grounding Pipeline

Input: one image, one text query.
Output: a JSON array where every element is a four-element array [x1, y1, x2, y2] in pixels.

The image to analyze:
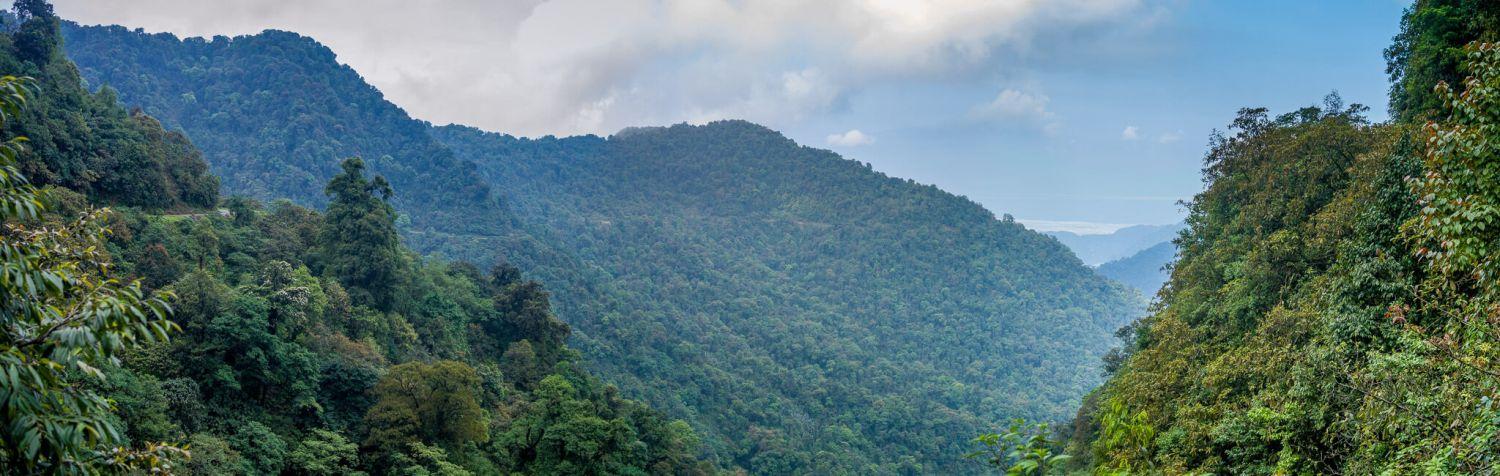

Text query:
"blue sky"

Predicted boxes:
[[781, 0, 1408, 230], [57, 0, 1410, 232]]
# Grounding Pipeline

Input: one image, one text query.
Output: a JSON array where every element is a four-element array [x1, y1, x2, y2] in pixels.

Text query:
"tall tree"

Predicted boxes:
[[318, 157, 403, 310], [1386, 0, 1500, 121]]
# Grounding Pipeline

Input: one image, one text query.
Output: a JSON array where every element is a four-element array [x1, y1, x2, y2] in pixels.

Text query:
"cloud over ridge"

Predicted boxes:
[[56, 0, 1153, 136]]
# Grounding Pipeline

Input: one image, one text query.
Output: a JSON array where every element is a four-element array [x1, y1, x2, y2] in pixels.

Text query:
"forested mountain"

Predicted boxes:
[[57, 22, 538, 265], [1095, 241, 1174, 298], [1044, 223, 1182, 266], [0, 10, 215, 209], [1070, 1, 1500, 472], [0, 5, 708, 473], [62, 21, 1140, 473], [432, 122, 1139, 472]]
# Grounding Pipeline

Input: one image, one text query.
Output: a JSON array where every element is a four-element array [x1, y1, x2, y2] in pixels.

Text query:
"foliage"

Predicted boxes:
[[432, 121, 1140, 473], [229, 421, 286, 475], [1092, 400, 1153, 474], [58, 21, 506, 237], [0, 2, 712, 471], [1076, 7, 1500, 471], [318, 158, 404, 310], [1383, 40, 1500, 472], [288, 429, 363, 476], [363, 361, 487, 461], [1068, 95, 1404, 474], [1386, 0, 1500, 121], [95, 190, 712, 474], [965, 420, 1070, 475], [0, 4, 216, 210], [0, 70, 188, 473]]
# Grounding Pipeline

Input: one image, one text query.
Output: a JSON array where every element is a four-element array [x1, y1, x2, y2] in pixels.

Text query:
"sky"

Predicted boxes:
[[54, 0, 1410, 233]]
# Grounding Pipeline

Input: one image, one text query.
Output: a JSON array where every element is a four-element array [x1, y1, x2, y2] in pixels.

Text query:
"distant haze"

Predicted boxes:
[[1046, 222, 1183, 266]]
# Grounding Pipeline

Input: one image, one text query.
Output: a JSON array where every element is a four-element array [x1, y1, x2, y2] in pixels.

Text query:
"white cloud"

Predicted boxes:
[[977, 89, 1052, 119], [827, 129, 875, 147], [972, 87, 1061, 133], [1121, 125, 1138, 140], [54, 0, 1156, 136], [1157, 130, 1183, 143]]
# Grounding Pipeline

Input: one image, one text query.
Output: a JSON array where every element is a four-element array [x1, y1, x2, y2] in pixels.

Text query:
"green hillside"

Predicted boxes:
[[1096, 241, 1175, 299], [0, 6, 708, 473], [56, 22, 539, 266], [1071, 1, 1500, 472], [63, 22, 1140, 473], [433, 122, 1140, 472]]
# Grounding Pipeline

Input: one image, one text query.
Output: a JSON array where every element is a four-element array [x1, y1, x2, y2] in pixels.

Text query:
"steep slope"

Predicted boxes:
[[2, 7, 708, 473], [433, 122, 1140, 473], [58, 23, 536, 265], [1073, 4, 1500, 472], [1045, 223, 1183, 266], [65, 24, 1139, 473], [1095, 241, 1175, 298], [0, 16, 216, 209]]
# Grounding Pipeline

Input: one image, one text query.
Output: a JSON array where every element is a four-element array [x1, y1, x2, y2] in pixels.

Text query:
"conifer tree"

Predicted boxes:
[[318, 157, 403, 310]]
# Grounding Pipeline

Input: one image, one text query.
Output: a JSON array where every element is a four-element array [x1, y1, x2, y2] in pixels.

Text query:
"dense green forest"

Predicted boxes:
[[60, 17, 1140, 474], [1069, 0, 1500, 473], [55, 20, 538, 267], [428, 122, 1139, 473], [0, 4, 711, 473]]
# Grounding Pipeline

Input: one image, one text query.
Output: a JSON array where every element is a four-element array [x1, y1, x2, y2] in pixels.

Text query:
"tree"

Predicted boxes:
[[500, 340, 543, 388], [494, 374, 645, 474], [396, 442, 473, 476], [967, 420, 1071, 475], [230, 421, 287, 475], [12, 0, 58, 63], [1410, 42, 1500, 297], [1386, 0, 1500, 121], [1395, 41, 1500, 470], [489, 280, 569, 369], [183, 433, 245, 475], [288, 429, 363, 476], [0, 74, 185, 472], [318, 157, 403, 310], [363, 361, 487, 468]]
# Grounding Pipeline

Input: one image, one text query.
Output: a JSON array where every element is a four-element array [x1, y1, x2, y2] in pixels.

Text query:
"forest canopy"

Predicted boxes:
[[0, 5, 711, 473], [1071, 1, 1500, 472]]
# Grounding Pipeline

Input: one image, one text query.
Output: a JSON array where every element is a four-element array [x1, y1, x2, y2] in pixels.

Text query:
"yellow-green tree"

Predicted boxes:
[[362, 360, 487, 470]]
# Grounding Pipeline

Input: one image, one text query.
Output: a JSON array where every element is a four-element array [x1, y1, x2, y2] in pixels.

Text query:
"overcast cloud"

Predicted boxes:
[[55, 0, 1156, 136]]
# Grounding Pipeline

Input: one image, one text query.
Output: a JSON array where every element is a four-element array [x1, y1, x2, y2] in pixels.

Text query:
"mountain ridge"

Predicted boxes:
[[65, 23, 1140, 473], [1044, 222, 1184, 266], [1095, 240, 1174, 298]]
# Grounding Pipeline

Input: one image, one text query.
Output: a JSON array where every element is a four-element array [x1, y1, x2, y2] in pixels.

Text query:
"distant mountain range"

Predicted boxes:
[[1044, 223, 1183, 266], [1096, 240, 1175, 298]]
